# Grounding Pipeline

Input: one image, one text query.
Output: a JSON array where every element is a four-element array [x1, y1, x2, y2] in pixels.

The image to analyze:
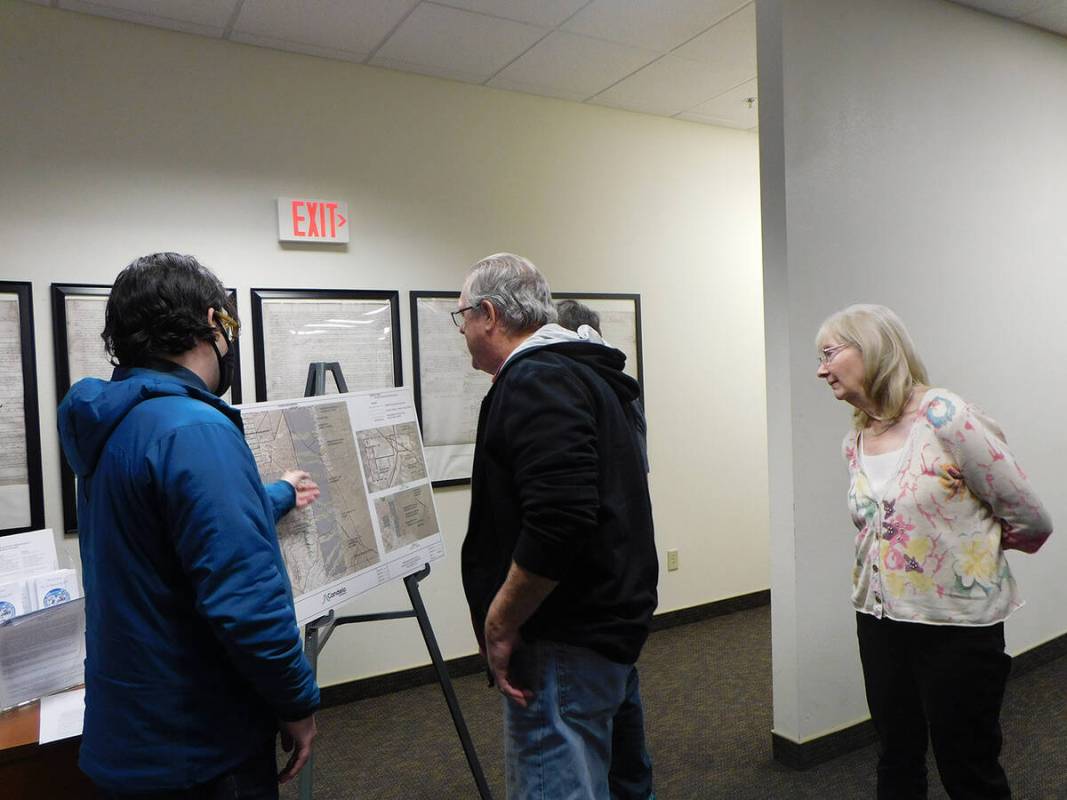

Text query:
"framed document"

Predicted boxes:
[[410, 292, 493, 486], [0, 282, 45, 535], [554, 293, 644, 391], [51, 284, 244, 533], [250, 289, 402, 402]]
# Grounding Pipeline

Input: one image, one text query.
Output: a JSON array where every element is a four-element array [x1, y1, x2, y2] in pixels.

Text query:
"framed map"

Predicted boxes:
[[410, 291, 492, 487], [250, 289, 402, 402], [0, 282, 44, 536], [51, 284, 244, 533]]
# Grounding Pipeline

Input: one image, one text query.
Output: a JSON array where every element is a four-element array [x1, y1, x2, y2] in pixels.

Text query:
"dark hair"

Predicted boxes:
[[103, 252, 234, 367], [555, 299, 601, 335]]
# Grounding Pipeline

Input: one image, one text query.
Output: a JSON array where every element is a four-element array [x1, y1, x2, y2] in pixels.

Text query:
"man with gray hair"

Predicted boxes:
[[456, 253, 658, 800]]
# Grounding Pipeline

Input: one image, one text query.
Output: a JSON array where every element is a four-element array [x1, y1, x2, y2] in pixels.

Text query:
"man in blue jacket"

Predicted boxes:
[[57, 253, 320, 799]]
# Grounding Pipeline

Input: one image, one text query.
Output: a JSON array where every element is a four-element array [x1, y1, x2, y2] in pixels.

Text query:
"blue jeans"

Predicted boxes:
[[504, 640, 653, 800]]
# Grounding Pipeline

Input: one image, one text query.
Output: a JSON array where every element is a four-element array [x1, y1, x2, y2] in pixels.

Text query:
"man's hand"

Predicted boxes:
[[278, 714, 317, 784], [281, 470, 321, 509], [484, 616, 533, 707], [482, 562, 559, 708]]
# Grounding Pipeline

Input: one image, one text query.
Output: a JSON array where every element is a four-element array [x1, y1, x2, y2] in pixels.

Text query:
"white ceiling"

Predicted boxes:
[[22, 0, 760, 131], [20, 1, 1067, 132]]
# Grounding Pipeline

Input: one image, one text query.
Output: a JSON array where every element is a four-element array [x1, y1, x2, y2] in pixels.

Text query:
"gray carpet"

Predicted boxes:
[[280, 605, 1067, 799]]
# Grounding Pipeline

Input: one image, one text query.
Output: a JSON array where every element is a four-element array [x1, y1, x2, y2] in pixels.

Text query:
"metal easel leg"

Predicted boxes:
[[404, 567, 494, 800], [297, 613, 331, 800]]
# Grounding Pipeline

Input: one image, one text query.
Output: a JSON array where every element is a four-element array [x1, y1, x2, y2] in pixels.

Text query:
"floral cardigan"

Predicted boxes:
[[844, 388, 1052, 626]]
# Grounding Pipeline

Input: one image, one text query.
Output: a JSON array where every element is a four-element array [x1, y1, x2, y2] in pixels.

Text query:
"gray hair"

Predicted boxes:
[[465, 253, 557, 333]]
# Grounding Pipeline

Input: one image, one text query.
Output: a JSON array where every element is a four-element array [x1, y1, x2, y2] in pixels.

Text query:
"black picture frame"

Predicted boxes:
[[51, 284, 244, 534], [410, 290, 484, 488], [0, 282, 45, 536], [553, 292, 644, 394], [250, 288, 402, 402]]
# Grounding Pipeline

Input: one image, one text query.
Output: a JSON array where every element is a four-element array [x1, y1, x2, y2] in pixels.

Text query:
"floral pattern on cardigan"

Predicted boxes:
[[843, 388, 1052, 626]]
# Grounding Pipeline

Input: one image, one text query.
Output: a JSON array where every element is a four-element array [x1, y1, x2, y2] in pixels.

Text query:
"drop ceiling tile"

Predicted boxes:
[[233, 0, 417, 55], [1020, 2, 1067, 33], [57, 0, 236, 35], [435, 0, 589, 28], [591, 54, 746, 116], [371, 3, 546, 83], [672, 3, 755, 70], [688, 76, 757, 121], [562, 0, 749, 52], [948, 0, 1051, 18], [229, 32, 369, 64], [489, 31, 658, 100]]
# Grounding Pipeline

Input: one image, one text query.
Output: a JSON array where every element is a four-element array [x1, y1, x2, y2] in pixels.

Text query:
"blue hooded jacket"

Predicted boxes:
[[57, 364, 319, 792]]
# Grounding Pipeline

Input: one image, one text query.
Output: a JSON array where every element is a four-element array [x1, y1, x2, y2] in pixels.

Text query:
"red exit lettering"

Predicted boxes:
[[289, 200, 347, 239]]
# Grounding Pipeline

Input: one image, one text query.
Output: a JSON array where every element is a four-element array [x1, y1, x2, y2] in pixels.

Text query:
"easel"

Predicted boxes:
[[297, 362, 493, 800]]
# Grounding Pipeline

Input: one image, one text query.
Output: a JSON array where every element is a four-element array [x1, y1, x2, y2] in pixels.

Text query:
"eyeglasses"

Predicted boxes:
[[216, 307, 240, 341], [451, 305, 476, 327], [817, 343, 850, 366]]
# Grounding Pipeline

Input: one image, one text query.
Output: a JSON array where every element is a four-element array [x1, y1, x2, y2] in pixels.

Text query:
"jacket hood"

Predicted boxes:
[[57, 365, 240, 478], [501, 323, 641, 404]]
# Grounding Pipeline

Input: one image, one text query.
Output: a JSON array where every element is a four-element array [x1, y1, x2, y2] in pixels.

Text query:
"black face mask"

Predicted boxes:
[[210, 329, 235, 398]]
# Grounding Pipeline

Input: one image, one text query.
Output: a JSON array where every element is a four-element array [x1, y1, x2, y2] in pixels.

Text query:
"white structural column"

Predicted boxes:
[[757, 0, 1067, 750]]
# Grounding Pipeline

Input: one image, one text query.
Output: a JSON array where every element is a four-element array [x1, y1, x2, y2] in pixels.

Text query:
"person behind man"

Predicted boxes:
[[57, 253, 320, 799], [555, 298, 601, 334], [457, 254, 659, 800], [555, 298, 649, 473]]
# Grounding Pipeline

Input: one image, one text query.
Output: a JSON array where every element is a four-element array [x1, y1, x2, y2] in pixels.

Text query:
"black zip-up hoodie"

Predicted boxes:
[[461, 332, 659, 664]]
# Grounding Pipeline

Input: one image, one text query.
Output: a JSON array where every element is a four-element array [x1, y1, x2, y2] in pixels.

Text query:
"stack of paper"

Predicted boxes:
[[0, 530, 79, 617], [0, 530, 86, 711], [0, 597, 86, 710]]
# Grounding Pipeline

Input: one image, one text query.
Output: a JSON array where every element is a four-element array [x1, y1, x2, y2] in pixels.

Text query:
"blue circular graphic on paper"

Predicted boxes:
[[43, 588, 71, 607], [0, 601, 15, 622]]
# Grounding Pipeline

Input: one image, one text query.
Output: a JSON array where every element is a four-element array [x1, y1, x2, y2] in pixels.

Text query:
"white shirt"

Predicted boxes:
[[858, 445, 902, 499]]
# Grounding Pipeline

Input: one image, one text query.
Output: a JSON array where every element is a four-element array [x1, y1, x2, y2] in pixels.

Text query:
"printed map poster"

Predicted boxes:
[[0, 284, 44, 535], [239, 387, 443, 624], [410, 293, 493, 486], [0, 294, 31, 531]]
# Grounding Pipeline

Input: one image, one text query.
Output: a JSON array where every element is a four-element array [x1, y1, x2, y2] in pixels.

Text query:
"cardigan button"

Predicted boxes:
[[872, 564, 879, 572]]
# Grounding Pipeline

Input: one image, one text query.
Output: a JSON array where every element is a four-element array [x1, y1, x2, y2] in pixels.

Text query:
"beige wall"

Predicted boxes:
[[0, 0, 768, 687]]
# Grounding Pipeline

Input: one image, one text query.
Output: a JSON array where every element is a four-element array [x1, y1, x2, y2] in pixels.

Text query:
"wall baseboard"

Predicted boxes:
[[320, 589, 772, 709], [772, 627, 1067, 770], [651, 589, 770, 632], [772, 723, 878, 771]]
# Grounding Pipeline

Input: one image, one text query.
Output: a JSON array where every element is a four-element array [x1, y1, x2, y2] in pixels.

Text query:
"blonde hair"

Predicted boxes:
[[815, 304, 930, 429]]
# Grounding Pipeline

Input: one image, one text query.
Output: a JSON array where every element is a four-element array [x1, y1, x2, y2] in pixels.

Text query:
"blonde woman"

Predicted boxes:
[[816, 304, 1051, 800]]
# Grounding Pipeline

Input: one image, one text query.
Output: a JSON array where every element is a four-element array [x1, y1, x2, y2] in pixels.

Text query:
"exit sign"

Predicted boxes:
[[277, 197, 349, 243]]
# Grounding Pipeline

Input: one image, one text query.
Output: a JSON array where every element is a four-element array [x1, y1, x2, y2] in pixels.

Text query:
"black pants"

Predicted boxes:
[[856, 613, 1012, 800], [98, 737, 278, 800]]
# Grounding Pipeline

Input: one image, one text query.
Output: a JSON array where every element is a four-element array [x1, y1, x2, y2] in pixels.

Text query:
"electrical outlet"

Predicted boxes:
[[666, 549, 679, 571]]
